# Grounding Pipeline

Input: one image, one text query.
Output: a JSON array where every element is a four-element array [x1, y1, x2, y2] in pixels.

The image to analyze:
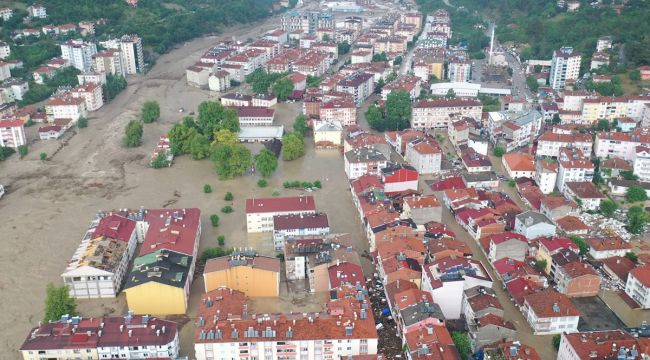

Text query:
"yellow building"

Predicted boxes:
[[430, 62, 444, 81], [314, 120, 343, 147], [203, 253, 281, 297], [536, 238, 580, 274], [123, 249, 191, 315]]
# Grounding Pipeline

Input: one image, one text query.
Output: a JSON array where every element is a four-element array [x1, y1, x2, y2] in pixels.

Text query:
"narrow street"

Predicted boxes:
[[423, 187, 556, 360]]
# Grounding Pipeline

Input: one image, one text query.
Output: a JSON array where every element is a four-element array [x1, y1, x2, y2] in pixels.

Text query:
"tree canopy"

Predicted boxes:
[[282, 132, 305, 161], [43, 283, 76, 322], [599, 199, 618, 217], [384, 91, 413, 131], [255, 149, 278, 177], [273, 77, 294, 101], [197, 101, 239, 138], [626, 185, 649, 203], [141, 101, 160, 123], [627, 206, 650, 234], [123, 120, 143, 148], [293, 114, 308, 137], [211, 143, 252, 179]]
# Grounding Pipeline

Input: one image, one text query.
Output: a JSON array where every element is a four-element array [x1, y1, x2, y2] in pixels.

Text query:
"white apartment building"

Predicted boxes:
[[581, 96, 650, 124], [447, 58, 471, 83], [336, 72, 374, 107], [272, 213, 330, 250], [556, 148, 594, 192], [625, 264, 650, 309], [0, 119, 26, 148], [563, 181, 604, 211], [411, 98, 482, 129], [0, 41, 10, 59], [557, 331, 642, 360], [521, 291, 580, 335], [120, 35, 144, 74], [404, 138, 442, 174], [633, 145, 650, 181], [344, 147, 389, 179], [45, 96, 87, 122], [0, 61, 11, 81], [70, 83, 104, 112], [595, 129, 650, 161], [208, 70, 231, 92], [237, 107, 275, 127], [27, 3, 46, 18], [535, 159, 558, 194], [320, 100, 356, 126], [536, 131, 593, 158], [77, 71, 107, 86], [93, 49, 124, 76], [61, 214, 138, 298], [313, 120, 343, 147], [61, 40, 97, 72], [549, 47, 581, 90], [246, 196, 317, 233]]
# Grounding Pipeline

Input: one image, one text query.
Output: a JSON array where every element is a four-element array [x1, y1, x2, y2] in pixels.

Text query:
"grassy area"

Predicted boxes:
[[619, 73, 642, 96]]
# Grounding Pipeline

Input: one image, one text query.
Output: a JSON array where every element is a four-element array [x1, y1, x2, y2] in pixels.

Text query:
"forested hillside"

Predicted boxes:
[[416, 0, 650, 66], [24, 0, 276, 53]]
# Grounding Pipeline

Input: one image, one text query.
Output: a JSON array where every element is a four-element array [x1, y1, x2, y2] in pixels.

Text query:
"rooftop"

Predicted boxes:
[[524, 290, 580, 318], [204, 253, 280, 274], [246, 196, 316, 214], [565, 181, 605, 199], [273, 213, 329, 231], [140, 208, 200, 257], [125, 249, 192, 290]]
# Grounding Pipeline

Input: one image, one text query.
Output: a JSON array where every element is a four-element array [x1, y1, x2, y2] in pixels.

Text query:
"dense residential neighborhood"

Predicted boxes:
[[3, 0, 650, 360]]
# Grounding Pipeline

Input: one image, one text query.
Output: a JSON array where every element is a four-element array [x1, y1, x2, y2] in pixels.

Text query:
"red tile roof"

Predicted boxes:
[[139, 208, 201, 257], [524, 290, 580, 317], [540, 237, 579, 253], [0, 119, 24, 127], [630, 264, 650, 288], [430, 176, 466, 191], [93, 215, 136, 242], [602, 256, 635, 283], [328, 262, 365, 288], [246, 196, 316, 214], [273, 213, 329, 231], [555, 216, 589, 232], [587, 237, 631, 252]]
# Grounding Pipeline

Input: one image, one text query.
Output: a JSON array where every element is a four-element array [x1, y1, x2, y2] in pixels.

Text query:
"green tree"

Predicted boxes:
[[630, 69, 641, 81], [39, 152, 47, 161], [104, 74, 127, 101], [198, 101, 239, 137], [366, 104, 385, 131], [446, 88, 456, 98], [293, 114, 308, 137], [596, 119, 610, 131], [599, 199, 618, 216], [211, 143, 252, 179], [43, 283, 76, 322], [273, 78, 294, 101], [210, 214, 220, 227], [626, 185, 649, 202], [393, 56, 403, 65], [451, 332, 471, 359], [151, 151, 171, 168], [204, 184, 212, 193], [569, 236, 589, 255], [372, 52, 388, 62], [282, 132, 305, 161], [626, 252, 639, 263], [620, 170, 639, 181], [258, 179, 268, 187], [17, 145, 28, 158], [217, 235, 226, 246], [627, 206, 650, 234], [534, 259, 547, 271], [77, 117, 88, 128], [526, 74, 539, 92], [123, 120, 143, 148], [493, 147, 505, 157], [224, 192, 234, 201], [374, 78, 385, 94], [0, 146, 15, 161], [306, 75, 322, 88], [385, 91, 412, 131], [508, 179, 516, 187], [200, 247, 234, 263], [552, 113, 561, 124], [221, 205, 234, 213], [337, 41, 351, 55], [212, 129, 238, 147], [188, 133, 210, 160], [255, 149, 278, 177], [141, 101, 160, 123], [553, 334, 561, 350]]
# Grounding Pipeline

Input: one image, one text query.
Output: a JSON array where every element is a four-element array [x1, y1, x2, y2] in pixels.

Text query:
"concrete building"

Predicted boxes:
[[595, 129, 650, 161], [633, 145, 650, 181], [536, 131, 593, 158], [45, 96, 87, 123], [320, 100, 356, 126], [549, 47, 581, 90], [402, 195, 442, 225], [194, 285, 378, 360], [535, 159, 558, 194], [557, 330, 643, 360], [563, 181, 604, 211], [381, 163, 418, 194], [556, 148, 594, 192], [336, 72, 374, 106], [625, 264, 650, 309], [245, 196, 317, 233], [220, 93, 252, 107], [554, 261, 601, 297], [411, 98, 482, 129], [208, 70, 231, 92], [61, 214, 137, 299], [487, 232, 528, 262], [447, 56, 471, 83], [514, 211, 556, 240], [236, 107, 275, 127], [27, 3, 47, 18], [119, 35, 144, 74], [587, 237, 632, 260], [313, 120, 343, 148], [502, 153, 535, 179], [0, 41, 10, 59], [203, 252, 281, 297], [70, 83, 104, 112], [19, 314, 179, 360], [61, 40, 97, 72], [93, 49, 124, 76], [0, 119, 26, 148], [521, 290, 580, 334], [344, 146, 389, 179], [272, 213, 330, 250]]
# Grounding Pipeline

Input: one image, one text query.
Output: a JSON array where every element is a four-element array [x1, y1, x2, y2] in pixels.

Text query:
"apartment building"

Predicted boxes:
[[502, 153, 535, 179], [194, 285, 378, 360], [536, 131, 593, 158], [556, 147, 594, 192], [557, 330, 642, 360], [208, 70, 231, 92], [0, 119, 26, 148], [61, 40, 97, 72], [554, 261, 600, 297], [404, 138, 442, 174], [581, 96, 650, 124], [0, 41, 10, 59], [633, 145, 650, 181], [411, 98, 482, 129], [27, 3, 47, 18], [119, 34, 144, 74], [281, 10, 334, 34], [595, 129, 650, 161], [93, 49, 124, 76], [344, 146, 389, 179], [203, 252, 281, 297], [69, 83, 104, 112], [236, 107, 275, 126], [625, 264, 650, 309], [535, 159, 558, 194], [381, 75, 421, 100], [320, 100, 357, 126], [549, 47, 581, 90], [246, 196, 317, 233], [19, 314, 179, 360], [587, 237, 632, 260], [521, 290, 580, 334], [514, 211, 556, 240], [314, 120, 343, 148], [447, 56, 471, 83], [45, 96, 87, 123], [272, 213, 330, 250], [61, 213, 137, 299], [336, 72, 374, 106]]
